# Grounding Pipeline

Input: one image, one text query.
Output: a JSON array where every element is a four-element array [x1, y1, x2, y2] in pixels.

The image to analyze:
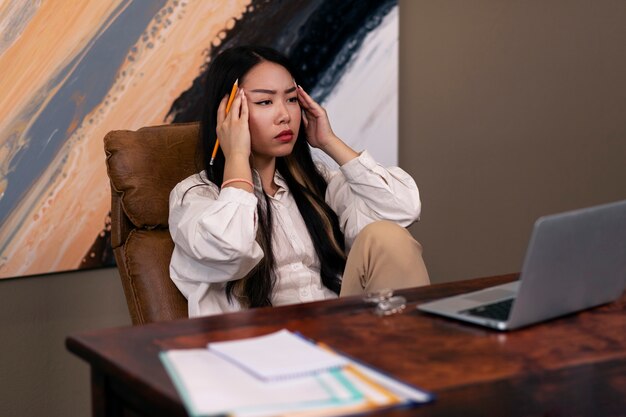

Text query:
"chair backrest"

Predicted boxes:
[[104, 122, 200, 324]]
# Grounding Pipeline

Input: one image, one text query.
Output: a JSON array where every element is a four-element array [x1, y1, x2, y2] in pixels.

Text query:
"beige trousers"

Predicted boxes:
[[340, 221, 430, 297]]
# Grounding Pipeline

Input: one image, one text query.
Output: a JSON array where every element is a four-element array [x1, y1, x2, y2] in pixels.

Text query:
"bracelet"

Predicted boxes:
[[221, 178, 254, 189]]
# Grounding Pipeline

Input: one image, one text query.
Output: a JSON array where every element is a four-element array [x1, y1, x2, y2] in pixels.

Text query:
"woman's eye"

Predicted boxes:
[[287, 97, 298, 103], [255, 100, 272, 106]]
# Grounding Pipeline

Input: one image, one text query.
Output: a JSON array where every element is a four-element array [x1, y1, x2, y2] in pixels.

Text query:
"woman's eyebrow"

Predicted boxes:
[[249, 86, 297, 94]]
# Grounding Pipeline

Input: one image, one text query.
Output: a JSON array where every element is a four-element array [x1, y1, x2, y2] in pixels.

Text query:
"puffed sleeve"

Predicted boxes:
[[168, 173, 264, 296], [322, 150, 421, 248]]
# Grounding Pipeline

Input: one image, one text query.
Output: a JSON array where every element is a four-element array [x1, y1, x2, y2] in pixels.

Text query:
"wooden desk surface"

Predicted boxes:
[[67, 274, 626, 417]]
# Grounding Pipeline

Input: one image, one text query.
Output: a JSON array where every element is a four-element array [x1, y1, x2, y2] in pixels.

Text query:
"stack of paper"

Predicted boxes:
[[160, 329, 432, 417]]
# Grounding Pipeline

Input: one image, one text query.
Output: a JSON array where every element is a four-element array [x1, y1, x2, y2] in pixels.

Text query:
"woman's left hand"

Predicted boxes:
[[297, 85, 359, 166], [297, 86, 338, 150]]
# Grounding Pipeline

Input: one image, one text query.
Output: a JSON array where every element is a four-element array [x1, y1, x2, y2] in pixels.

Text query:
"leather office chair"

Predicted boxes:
[[104, 122, 200, 324]]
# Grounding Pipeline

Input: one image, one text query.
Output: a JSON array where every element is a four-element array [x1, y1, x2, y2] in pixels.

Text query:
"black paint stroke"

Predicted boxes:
[[167, 0, 397, 122]]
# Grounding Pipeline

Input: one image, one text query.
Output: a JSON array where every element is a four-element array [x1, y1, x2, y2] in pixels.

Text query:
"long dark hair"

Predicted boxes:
[[196, 45, 346, 308]]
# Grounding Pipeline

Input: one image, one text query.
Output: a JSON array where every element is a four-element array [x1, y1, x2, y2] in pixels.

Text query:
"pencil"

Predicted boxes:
[[210, 79, 239, 165]]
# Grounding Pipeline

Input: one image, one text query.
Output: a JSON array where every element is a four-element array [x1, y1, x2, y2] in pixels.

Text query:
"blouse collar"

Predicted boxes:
[[252, 169, 289, 201]]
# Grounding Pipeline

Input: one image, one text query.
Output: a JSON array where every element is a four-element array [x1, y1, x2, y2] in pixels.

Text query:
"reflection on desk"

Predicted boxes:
[[67, 274, 626, 417]]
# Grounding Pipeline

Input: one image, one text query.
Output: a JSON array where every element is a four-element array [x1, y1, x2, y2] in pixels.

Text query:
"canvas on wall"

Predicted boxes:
[[0, 0, 398, 279]]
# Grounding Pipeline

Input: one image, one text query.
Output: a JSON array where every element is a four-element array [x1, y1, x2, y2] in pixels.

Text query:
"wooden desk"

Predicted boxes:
[[66, 274, 626, 417]]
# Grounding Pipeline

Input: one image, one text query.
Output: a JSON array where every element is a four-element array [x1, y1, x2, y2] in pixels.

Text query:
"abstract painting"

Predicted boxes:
[[0, 0, 398, 279]]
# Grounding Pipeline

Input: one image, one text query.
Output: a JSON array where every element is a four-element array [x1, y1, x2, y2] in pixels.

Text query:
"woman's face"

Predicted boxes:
[[241, 61, 301, 163]]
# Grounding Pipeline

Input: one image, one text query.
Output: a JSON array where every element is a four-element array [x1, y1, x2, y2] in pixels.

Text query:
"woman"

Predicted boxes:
[[169, 46, 429, 317]]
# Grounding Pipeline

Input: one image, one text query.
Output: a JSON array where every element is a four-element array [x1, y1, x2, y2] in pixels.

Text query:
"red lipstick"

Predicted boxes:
[[275, 129, 294, 142]]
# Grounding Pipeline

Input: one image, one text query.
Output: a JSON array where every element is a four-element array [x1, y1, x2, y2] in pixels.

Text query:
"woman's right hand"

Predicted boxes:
[[216, 88, 250, 160]]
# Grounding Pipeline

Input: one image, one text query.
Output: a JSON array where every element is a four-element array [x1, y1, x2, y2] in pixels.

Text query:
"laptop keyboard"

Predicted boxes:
[[462, 298, 514, 321]]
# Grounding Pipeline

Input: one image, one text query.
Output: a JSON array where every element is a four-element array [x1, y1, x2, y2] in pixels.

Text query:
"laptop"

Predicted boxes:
[[417, 199, 626, 331]]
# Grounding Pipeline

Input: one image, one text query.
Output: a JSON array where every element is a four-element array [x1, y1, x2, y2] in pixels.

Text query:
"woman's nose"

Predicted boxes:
[[275, 102, 290, 125]]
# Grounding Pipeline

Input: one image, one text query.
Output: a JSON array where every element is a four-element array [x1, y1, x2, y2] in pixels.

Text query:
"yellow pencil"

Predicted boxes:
[[210, 79, 239, 165]]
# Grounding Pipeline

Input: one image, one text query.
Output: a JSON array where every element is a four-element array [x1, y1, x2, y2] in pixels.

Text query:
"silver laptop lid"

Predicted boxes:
[[506, 199, 626, 329], [417, 199, 626, 330]]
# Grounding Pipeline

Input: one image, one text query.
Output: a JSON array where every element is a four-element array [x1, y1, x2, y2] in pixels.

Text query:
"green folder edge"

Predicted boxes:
[[159, 352, 365, 417]]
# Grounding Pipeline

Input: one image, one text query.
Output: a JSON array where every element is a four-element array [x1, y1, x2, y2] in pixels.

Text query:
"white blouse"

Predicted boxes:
[[168, 150, 421, 317]]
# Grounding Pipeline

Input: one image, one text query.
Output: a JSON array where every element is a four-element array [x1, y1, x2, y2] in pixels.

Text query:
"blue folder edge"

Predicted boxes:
[[160, 352, 372, 417], [159, 331, 435, 417], [293, 331, 436, 405], [159, 351, 204, 417]]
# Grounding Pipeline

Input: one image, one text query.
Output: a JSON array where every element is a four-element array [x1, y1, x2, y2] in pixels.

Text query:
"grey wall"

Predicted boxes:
[[0, 268, 129, 417], [1, 1, 625, 416], [401, 0, 626, 282]]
